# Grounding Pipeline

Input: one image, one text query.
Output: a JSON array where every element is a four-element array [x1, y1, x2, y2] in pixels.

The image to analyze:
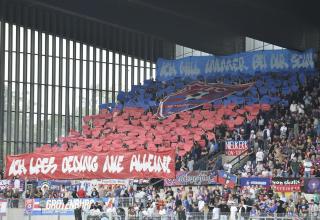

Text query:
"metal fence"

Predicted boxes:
[[0, 197, 133, 220], [116, 197, 134, 208], [83, 211, 125, 220], [1, 199, 319, 220], [126, 212, 318, 220], [3, 197, 134, 208], [5, 198, 24, 208]]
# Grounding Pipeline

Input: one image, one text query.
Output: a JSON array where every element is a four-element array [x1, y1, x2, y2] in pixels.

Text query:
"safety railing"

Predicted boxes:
[[115, 197, 134, 208], [5, 198, 24, 208], [228, 149, 249, 166], [127, 212, 175, 220], [229, 149, 253, 173], [0, 206, 318, 220], [214, 212, 311, 220], [193, 143, 224, 170], [125, 211, 315, 220], [2, 197, 134, 208], [187, 212, 212, 220], [83, 211, 124, 220]]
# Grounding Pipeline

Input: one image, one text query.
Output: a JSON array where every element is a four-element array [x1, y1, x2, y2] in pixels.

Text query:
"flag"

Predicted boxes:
[[216, 170, 237, 189], [157, 81, 254, 118]]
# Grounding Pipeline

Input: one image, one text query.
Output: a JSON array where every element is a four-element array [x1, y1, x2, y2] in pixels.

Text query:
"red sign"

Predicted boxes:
[[225, 140, 248, 156], [6, 149, 176, 180]]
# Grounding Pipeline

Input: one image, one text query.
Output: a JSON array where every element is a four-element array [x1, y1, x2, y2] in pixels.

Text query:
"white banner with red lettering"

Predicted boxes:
[[6, 149, 175, 180], [225, 140, 248, 156]]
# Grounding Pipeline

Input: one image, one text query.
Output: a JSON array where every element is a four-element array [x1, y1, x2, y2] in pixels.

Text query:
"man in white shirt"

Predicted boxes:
[[187, 158, 194, 171], [212, 206, 220, 220], [244, 161, 252, 175], [304, 158, 313, 178], [290, 101, 298, 113], [256, 149, 264, 164], [261, 168, 270, 177], [249, 187, 256, 200], [258, 116, 264, 129], [13, 176, 20, 191], [159, 206, 166, 216], [280, 123, 287, 139], [230, 205, 238, 220], [297, 103, 305, 114], [224, 162, 232, 173], [198, 198, 205, 212]]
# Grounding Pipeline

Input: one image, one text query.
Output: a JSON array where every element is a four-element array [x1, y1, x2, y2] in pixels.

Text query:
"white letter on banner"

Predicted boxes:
[[29, 158, 41, 175], [130, 154, 171, 174], [49, 157, 58, 174], [37, 157, 58, 175], [62, 156, 69, 173], [179, 61, 200, 77], [8, 159, 27, 176], [252, 54, 267, 71], [232, 58, 239, 72], [103, 155, 124, 173], [164, 156, 171, 173], [291, 54, 300, 69], [238, 57, 248, 72], [205, 60, 213, 73], [159, 63, 176, 78], [29, 158, 36, 174], [291, 52, 314, 69], [226, 59, 233, 72], [305, 52, 314, 68], [91, 156, 99, 172], [220, 59, 226, 73], [83, 156, 99, 172], [62, 155, 99, 173], [270, 54, 289, 70], [130, 154, 142, 172], [46, 200, 52, 209], [147, 154, 154, 172]]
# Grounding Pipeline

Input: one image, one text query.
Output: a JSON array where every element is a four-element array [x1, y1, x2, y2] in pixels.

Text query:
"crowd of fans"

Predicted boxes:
[[1, 71, 320, 219], [125, 70, 320, 217], [237, 73, 320, 179], [126, 185, 320, 219]]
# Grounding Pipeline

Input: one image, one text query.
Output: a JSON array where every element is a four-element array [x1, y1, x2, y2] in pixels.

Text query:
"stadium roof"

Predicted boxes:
[[6, 0, 320, 55]]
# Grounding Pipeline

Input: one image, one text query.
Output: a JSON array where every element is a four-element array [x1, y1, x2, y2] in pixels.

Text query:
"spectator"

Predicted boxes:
[[309, 199, 319, 217], [290, 157, 300, 178], [303, 157, 313, 178], [187, 157, 194, 171], [212, 205, 220, 220], [34, 188, 43, 198], [11, 188, 20, 208], [91, 188, 99, 198], [218, 200, 230, 220], [262, 126, 271, 146], [255, 148, 264, 164], [71, 188, 78, 198], [13, 176, 20, 191], [77, 188, 86, 198], [280, 123, 287, 139], [290, 101, 298, 114]]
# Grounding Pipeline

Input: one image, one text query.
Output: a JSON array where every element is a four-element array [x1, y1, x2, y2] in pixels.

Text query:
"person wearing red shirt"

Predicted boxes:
[[77, 188, 86, 198]]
